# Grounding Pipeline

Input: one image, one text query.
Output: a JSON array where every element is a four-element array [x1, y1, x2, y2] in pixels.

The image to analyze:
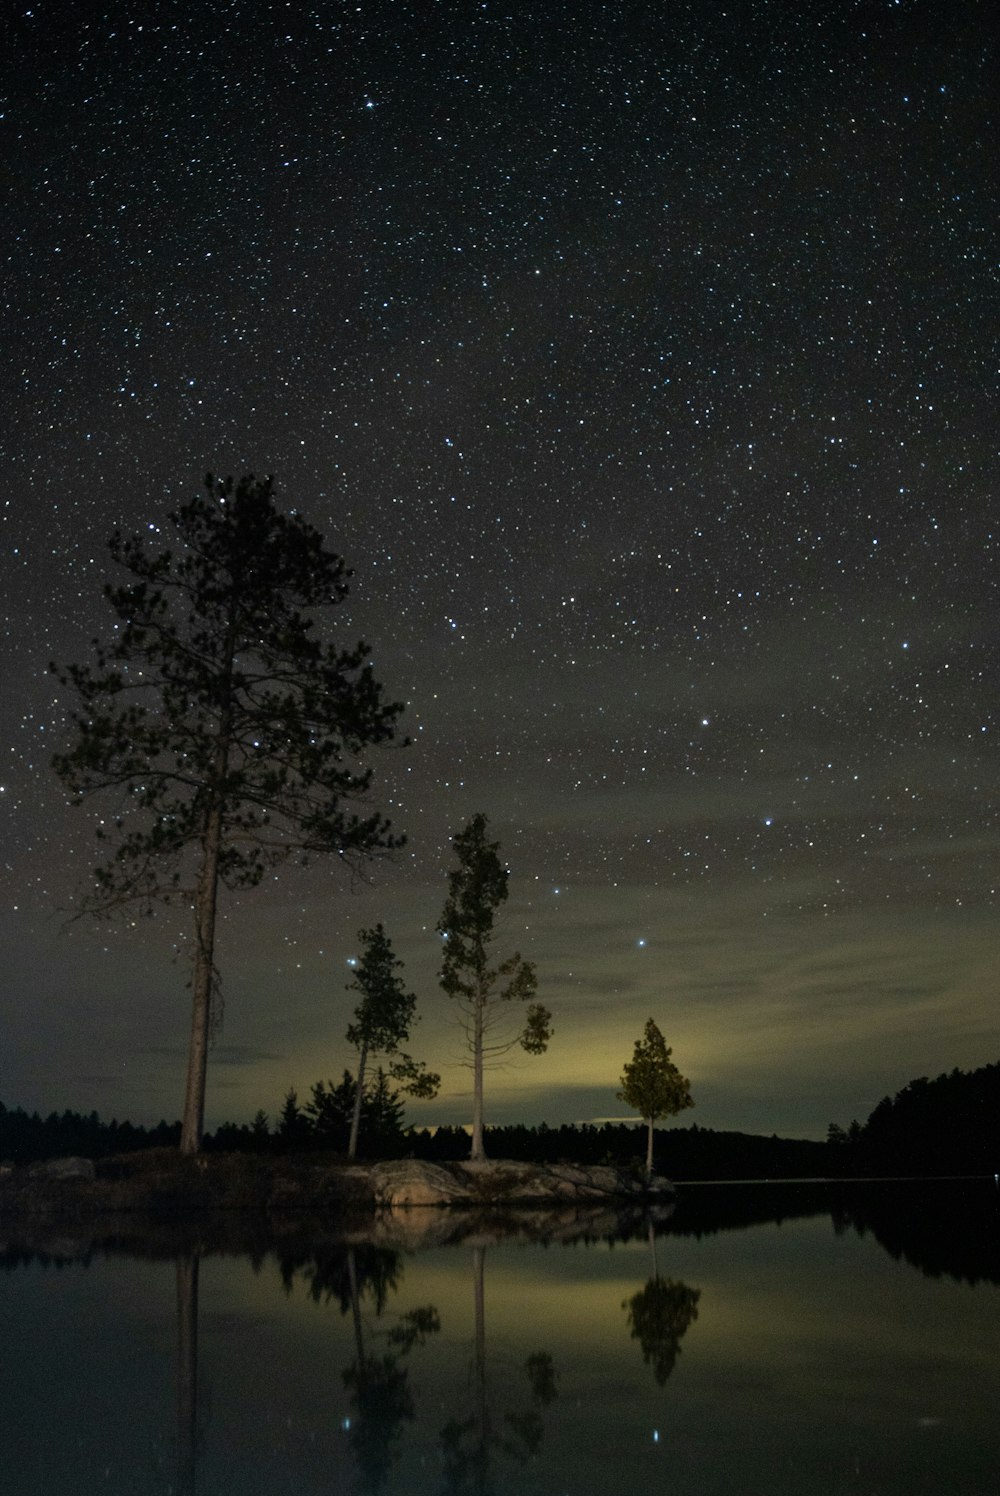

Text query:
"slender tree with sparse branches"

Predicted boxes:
[[51, 473, 406, 1153], [345, 922, 439, 1159], [437, 813, 552, 1162]]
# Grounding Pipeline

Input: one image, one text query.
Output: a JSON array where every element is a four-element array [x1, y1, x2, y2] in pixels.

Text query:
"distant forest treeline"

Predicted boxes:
[[828, 1059, 1000, 1176], [3, 1058, 999, 1177]]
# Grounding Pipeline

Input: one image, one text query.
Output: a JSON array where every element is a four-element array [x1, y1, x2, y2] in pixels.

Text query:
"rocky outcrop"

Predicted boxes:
[[0, 1153, 672, 1223], [370, 1159, 475, 1208], [368, 1158, 673, 1210], [25, 1156, 96, 1182]]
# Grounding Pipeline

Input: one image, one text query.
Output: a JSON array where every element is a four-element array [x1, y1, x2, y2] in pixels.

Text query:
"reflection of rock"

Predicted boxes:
[[370, 1158, 672, 1209], [26, 1156, 95, 1181], [358, 1160, 675, 1250], [338, 1202, 673, 1252]]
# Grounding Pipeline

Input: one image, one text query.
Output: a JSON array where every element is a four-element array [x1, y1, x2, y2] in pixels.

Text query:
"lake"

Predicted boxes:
[[2, 1179, 999, 1494]]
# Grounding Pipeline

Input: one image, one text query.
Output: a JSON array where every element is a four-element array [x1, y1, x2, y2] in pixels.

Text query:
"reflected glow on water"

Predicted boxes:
[[2, 1180, 1000, 1494]]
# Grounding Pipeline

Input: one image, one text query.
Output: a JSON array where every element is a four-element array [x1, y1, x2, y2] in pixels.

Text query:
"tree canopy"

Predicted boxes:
[[344, 923, 439, 1159], [51, 473, 406, 1152], [618, 1019, 694, 1175]]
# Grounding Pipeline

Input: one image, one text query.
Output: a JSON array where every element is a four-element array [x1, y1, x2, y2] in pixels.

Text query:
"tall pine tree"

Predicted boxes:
[[52, 474, 405, 1152]]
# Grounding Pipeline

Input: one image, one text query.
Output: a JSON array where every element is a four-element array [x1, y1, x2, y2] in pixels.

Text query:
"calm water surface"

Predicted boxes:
[[2, 1180, 999, 1494]]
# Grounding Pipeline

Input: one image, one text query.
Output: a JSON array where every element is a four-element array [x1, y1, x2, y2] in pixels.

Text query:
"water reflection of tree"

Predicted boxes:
[[622, 1225, 701, 1386], [343, 1247, 440, 1494], [279, 1241, 402, 1314], [440, 1245, 558, 1496], [275, 1243, 440, 1491], [175, 1252, 201, 1495], [623, 1277, 701, 1385], [830, 1180, 1000, 1287]]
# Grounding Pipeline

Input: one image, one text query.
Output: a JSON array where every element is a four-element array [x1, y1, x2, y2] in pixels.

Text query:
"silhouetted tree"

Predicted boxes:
[[437, 814, 551, 1161], [276, 1087, 311, 1148], [364, 1068, 408, 1151], [858, 1061, 1000, 1174], [305, 1067, 408, 1154], [305, 1073, 355, 1146], [0, 1099, 182, 1163], [51, 474, 406, 1152], [344, 924, 439, 1159], [618, 1019, 694, 1176]]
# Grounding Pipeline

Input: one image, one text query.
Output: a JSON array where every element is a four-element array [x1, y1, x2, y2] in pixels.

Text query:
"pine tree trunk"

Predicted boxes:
[[347, 1044, 368, 1160], [646, 1115, 654, 1178], [470, 991, 487, 1161], [179, 801, 223, 1154], [179, 618, 236, 1157]]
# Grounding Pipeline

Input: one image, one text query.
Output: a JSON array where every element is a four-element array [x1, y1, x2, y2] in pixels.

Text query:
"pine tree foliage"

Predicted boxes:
[[277, 1088, 311, 1147], [305, 1068, 408, 1153], [437, 813, 552, 1161], [344, 923, 439, 1159], [618, 1018, 694, 1175], [50, 473, 406, 1152]]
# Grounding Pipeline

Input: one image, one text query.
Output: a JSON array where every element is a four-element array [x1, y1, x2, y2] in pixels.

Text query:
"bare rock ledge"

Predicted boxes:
[[365, 1158, 674, 1209]]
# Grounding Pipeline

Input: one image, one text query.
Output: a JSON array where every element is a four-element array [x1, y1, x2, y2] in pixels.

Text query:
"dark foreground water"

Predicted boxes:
[[2, 1179, 999, 1495]]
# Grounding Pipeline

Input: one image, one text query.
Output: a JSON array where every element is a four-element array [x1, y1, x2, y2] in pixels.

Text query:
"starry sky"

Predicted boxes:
[[2, 0, 997, 1141]]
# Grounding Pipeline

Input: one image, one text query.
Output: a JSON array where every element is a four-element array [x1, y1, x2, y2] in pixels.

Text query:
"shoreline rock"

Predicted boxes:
[[0, 1151, 673, 1222], [25, 1156, 96, 1182], [369, 1158, 674, 1209]]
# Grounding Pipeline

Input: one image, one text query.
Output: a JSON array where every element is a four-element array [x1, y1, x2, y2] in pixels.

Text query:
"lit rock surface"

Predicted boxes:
[[370, 1159, 475, 1208], [368, 1157, 674, 1209], [25, 1156, 96, 1181]]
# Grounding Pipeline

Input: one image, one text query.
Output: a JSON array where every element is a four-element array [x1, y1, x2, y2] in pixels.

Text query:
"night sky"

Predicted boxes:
[[2, 0, 997, 1140]]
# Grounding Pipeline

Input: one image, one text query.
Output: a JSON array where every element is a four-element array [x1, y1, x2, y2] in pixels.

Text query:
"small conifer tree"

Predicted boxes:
[[618, 1019, 694, 1176]]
